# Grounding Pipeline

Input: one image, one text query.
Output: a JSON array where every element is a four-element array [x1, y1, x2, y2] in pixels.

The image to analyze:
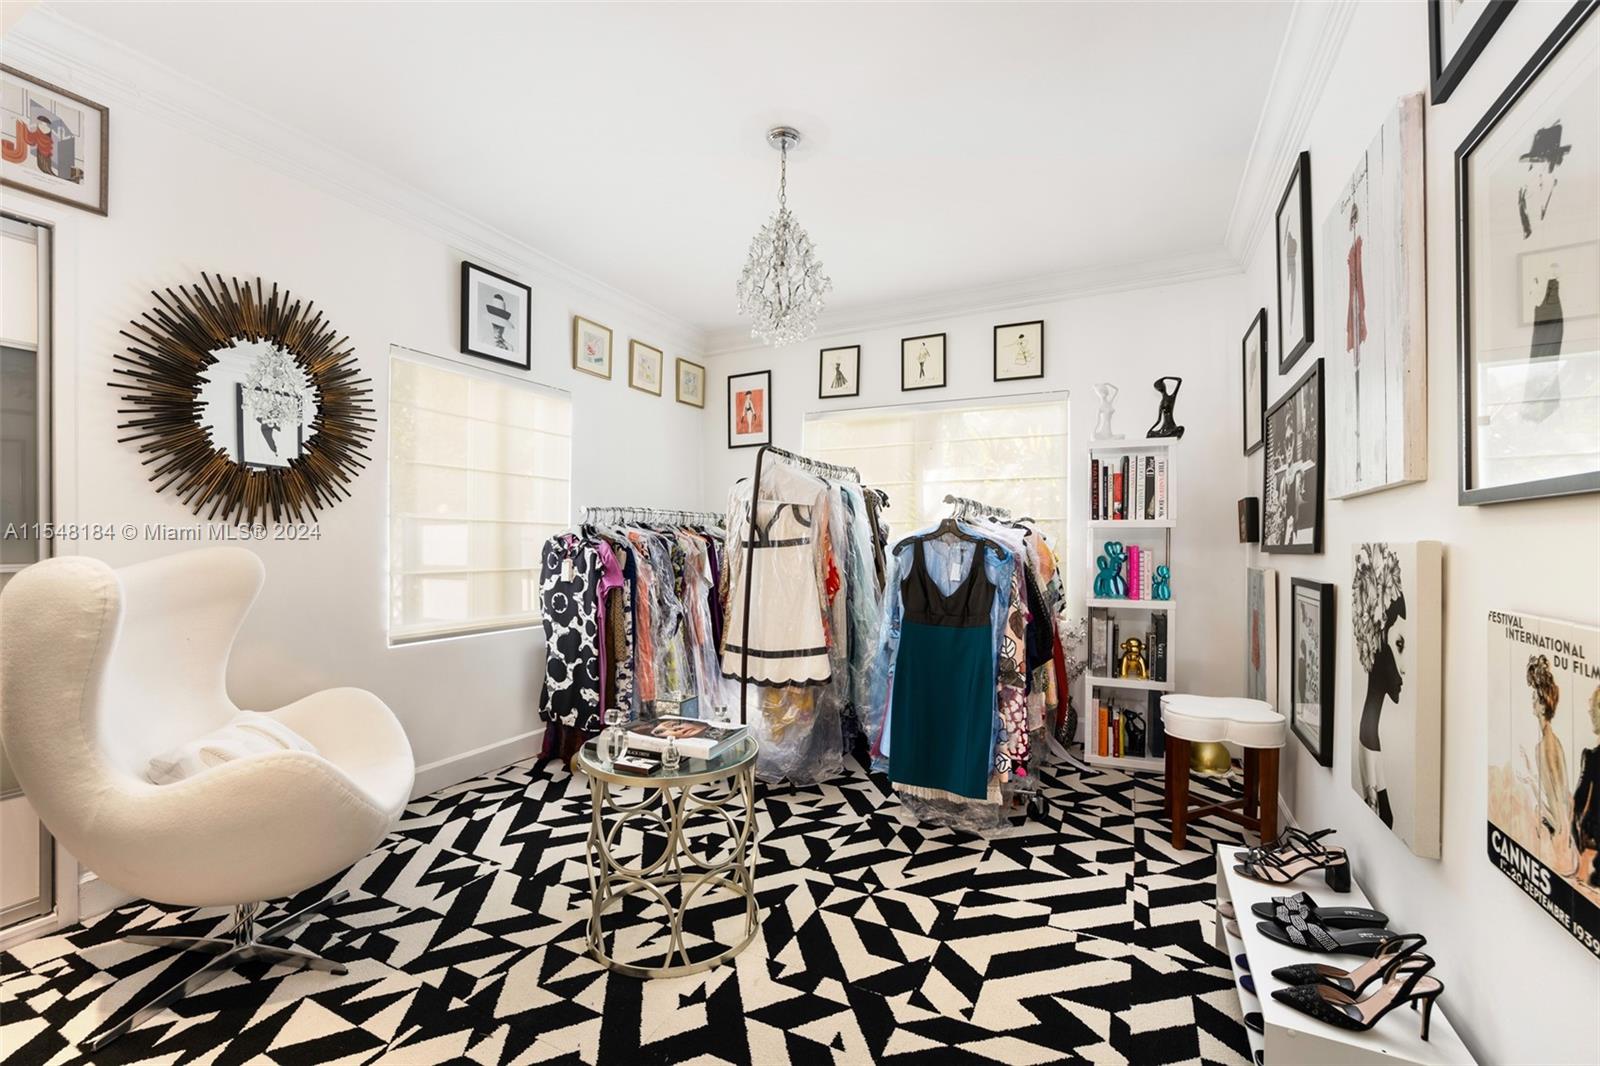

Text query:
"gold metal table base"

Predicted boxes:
[[579, 739, 760, 979]]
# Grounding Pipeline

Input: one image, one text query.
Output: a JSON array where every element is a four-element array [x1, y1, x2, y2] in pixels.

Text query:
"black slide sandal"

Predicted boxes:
[[1257, 919, 1397, 957], [1250, 891, 1387, 929]]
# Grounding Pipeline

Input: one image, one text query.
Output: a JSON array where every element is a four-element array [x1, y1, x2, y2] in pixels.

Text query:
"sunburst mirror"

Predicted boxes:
[[112, 274, 374, 524]]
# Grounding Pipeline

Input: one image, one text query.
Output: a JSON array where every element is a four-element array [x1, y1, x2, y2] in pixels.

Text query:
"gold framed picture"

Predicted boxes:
[[628, 339, 664, 396], [676, 358, 706, 408], [572, 315, 612, 379]]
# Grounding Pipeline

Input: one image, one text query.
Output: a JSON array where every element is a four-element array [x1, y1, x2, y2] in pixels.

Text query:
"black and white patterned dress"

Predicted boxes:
[[539, 534, 603, 731]]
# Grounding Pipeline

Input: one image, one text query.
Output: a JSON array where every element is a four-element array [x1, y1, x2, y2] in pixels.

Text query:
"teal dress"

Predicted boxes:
[[888, 538, 996, 800]]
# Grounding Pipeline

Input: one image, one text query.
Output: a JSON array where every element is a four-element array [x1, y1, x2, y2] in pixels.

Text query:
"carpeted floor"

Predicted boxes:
[[0, 752, 1253, 1065]]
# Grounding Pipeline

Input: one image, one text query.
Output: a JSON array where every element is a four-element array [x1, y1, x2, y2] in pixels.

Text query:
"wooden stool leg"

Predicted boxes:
[[1243, 748, 1260, 821], [1169, 738, 1191, 850], [1258, 748, 1280, 844]]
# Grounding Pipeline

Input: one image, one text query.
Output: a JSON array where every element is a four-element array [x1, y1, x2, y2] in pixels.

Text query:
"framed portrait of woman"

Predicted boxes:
[[727, 369, 771, 449], [1290, 578, 1336, 767], [1349, 541, 1442, 857]]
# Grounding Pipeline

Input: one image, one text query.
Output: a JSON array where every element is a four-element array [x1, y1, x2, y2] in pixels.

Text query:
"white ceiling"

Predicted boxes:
[[37, 1, 1293, 341]]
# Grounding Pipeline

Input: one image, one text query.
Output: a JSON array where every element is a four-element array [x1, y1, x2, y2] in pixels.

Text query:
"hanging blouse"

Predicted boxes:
[[539, 534, 604, 732]]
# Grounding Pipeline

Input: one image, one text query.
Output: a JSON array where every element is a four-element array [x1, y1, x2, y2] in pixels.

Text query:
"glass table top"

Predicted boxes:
[[574, 734, 759, 786]]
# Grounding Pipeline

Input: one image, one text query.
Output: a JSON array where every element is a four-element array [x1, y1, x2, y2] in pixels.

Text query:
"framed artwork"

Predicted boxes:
[[0, 65, 108, 216], [1275, 150, 1315, 372], [1457, 1, 1600, 505], [1326, 93, 1429, 499], [901, 333, 947, 391], [628, 339, 664, 396], [235, 383, 304, 470], [571, 315, 613, 380], [993, 320, 1044, 381], [675, 358, 706, 408], [1241, 308, 1268, 454], [1262, 359, 1325, 554], [1485, 609, 1600, 958], [460, 261, 531, 370], [1350, 541, 1443, 858], [819, 345, 860, 399], [727, 369, 771, 449], [1290, 578, 1336, 767], [1246, 566, 1278, 707], [1429, 0, 1518, 105]]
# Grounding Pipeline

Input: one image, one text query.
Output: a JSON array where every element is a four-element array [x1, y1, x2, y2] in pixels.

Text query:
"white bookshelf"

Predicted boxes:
[[1083, 438, 1176, 774]]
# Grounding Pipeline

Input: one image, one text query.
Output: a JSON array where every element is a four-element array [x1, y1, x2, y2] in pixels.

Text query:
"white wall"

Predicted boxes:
[[2, 83, 707, 775], [1239, 3, 1600, 1063], [703, 273, 1247, 703]]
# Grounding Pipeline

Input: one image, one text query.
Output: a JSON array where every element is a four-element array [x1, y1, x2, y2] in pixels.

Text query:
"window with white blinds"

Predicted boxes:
[[389, 352, 571, 643], [802, 397, 1069, 547]]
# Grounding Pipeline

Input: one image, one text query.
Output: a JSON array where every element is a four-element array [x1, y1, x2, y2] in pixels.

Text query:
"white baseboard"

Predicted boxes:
[[78, 872, 131, 921], [411, 727, 546, 798]]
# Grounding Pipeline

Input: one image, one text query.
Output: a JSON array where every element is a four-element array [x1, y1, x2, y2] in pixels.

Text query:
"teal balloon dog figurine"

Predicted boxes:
[[1152, 564, 1171, 600], [1094, 541, 1128, 598]]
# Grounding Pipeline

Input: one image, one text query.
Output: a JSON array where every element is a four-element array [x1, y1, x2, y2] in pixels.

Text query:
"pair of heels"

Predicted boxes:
[[1253, 891, 1400, 956], [1271, 936, 1444, 1039], [1234, 827, 1350, 892]]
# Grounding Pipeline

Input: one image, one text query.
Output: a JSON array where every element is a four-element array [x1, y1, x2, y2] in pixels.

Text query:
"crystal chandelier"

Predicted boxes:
[[736, 126, 832, 346], [242, 341, 305, 430]]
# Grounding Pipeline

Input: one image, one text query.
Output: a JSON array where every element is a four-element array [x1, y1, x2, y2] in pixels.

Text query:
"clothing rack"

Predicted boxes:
[[580, 505, 723, 528], [738, 444, 863, 725], [944, 493, 1012, 520]]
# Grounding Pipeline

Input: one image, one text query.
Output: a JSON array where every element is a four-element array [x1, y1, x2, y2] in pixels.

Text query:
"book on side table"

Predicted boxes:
[[626, 716, 749, 760]]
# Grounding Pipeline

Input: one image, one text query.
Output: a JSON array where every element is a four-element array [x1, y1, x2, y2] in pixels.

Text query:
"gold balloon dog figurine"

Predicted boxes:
[[1118, 637, 1149, 680]]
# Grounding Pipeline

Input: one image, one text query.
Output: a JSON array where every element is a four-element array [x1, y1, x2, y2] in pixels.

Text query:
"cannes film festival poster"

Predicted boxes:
[[1486, 609, 1600, 958]]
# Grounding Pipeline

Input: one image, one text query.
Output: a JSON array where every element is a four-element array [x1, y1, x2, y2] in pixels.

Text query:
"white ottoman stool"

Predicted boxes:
[[1160, 694, 1286, 849]]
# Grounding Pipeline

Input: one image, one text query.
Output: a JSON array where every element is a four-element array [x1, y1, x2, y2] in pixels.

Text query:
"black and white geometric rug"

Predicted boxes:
[[0, 753, 1253, 1065]]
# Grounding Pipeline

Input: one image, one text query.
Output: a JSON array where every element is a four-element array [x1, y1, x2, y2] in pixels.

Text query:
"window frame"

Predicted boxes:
[[386, 347, 572, 646]]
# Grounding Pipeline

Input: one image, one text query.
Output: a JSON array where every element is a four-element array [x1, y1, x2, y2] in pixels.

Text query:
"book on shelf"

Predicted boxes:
[[1098, 705, 1110, 756], [1155, 456, 1168, 519], [1129, 545, 1141, 600], [626, 716, 748, 760], [1147, 692, 1165, 756], [1132, 459, 1144, 521], [1144, 458, 1157, 520], [1150, 612, 1168, 681], [1102, 464, 1111, 520], [1139, 555, 1153, 600], [1091, 458, 1100, 519]]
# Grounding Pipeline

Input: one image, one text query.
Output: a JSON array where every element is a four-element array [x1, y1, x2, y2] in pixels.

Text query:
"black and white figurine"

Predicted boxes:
[[1147, 376, 1185, 438]]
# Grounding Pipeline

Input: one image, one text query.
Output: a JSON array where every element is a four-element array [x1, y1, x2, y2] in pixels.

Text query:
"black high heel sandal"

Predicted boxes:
[[1271, 954, 1444, 1039], [1239, 826, 1338, 865], [1257, 915, 1396, 957], [1271, 933, 1427, 995], [1249, 890, 1387, 928], [1234, 845, 1351, 892]]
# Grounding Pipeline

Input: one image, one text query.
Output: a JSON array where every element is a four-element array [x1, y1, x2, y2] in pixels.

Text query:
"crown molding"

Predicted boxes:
[[704, 246, 1240, 356], [1, 8, 709, 353], [1222, 0, 1358, 264]]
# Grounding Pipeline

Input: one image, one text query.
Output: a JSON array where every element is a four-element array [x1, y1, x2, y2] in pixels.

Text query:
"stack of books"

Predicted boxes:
[[625, 716, 749, 761], [1090, 452, 1169, 521]]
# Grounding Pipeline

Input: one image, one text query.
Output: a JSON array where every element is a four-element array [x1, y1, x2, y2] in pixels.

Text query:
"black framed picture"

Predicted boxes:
[[1275, 151, 1315, 373], [1241, 308, 1268, 454], [1237, 496, 1260, 544], [1290, 577, 1336, 766], [727, 369, 771, 449], [819, 345, 860, 399], [1456, 0, 1600, 505], [1429, 0, 1518, 105], [901, 333, 947, 391], [993, 320, 1044, 381], [460, 261, 531, 370], [1262, 359, 1324, 554]]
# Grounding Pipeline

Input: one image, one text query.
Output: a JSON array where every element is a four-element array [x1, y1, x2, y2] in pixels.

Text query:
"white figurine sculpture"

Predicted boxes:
[[1092, 382, 1124, 440]]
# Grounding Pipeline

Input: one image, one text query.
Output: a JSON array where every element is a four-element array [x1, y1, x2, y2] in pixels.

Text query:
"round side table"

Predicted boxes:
[[573, 735, 760, 978]]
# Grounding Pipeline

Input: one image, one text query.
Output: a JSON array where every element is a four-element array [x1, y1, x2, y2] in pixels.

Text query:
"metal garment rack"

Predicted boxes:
[[579, 506, 723, 528], [943, 493, 1012, 520], [737, 444, 862, 725]]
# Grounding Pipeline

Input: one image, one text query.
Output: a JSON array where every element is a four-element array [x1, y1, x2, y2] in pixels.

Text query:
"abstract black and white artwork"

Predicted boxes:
[[236, 383, 303, 469], [1275, 151, 1315, 372], [1241, 308, 1267, 455], [1457, 1, 1600, 504], [1291, 577, 1335, 767], [1326, 93, 1428, 499], [1485, 609, 1600, 958], [819, 344, 860, 398], [461, 261, 531, 369], [1262, 360, 1324, 554], [1350, 541, 1443, 857]]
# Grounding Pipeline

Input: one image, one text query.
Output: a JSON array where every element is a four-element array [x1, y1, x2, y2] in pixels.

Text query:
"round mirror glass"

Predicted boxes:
[[197, 339, 320, 469]]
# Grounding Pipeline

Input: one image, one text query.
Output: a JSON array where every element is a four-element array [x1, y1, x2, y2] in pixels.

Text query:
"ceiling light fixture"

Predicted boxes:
[[736, 126, 832, 346]]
